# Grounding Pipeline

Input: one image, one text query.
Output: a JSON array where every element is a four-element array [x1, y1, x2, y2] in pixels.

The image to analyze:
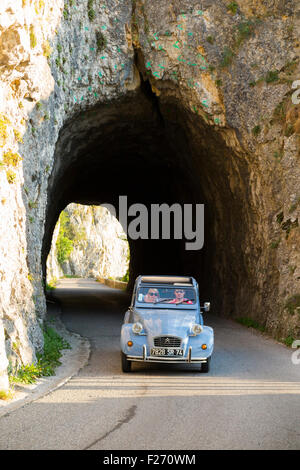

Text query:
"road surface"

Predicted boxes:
[[0, 278, 299, 450]]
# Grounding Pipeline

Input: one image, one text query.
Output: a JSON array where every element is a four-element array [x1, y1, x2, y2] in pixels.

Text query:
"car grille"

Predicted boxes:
[[153, 336, 182, 347]]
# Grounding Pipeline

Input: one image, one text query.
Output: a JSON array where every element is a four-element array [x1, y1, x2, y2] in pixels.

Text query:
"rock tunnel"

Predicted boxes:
[[42, 66, 253, 318]]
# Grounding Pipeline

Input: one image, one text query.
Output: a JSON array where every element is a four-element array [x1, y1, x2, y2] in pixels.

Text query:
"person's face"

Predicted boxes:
[[175, 289, 185, 299], [146, 289, 159, 301]]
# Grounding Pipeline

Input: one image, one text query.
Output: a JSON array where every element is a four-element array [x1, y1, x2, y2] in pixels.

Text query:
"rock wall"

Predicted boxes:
[[47, 203, 129, 281], [0, 0, 299, 389]]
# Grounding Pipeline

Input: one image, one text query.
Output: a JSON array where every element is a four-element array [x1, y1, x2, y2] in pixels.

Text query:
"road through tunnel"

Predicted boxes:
[[42, 73, 255, 319]]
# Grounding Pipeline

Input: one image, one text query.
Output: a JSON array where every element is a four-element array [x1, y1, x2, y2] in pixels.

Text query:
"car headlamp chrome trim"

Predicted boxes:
[[191, 324, 203, 335], [132, 322, 143, 334]]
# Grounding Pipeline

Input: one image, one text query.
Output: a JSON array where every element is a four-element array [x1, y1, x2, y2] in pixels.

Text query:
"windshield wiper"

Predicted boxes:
[[156, 298, 173, 303]]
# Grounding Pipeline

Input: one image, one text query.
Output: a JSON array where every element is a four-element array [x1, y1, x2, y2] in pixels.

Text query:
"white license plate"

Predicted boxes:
[[150, 348, 184, 357]]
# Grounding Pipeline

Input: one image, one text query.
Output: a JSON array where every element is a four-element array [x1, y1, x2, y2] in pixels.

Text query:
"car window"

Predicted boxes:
[[137, 287, 196, 305]]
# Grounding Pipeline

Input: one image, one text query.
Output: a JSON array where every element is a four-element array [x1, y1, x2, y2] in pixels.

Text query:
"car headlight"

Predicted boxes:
[[191, 324, 203, 335], [132, 322, 143, 334]]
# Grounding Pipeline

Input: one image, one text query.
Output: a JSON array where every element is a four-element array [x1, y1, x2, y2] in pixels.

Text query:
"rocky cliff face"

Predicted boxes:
[[0, 0, 299, 389], [47, 203, 129, 281]]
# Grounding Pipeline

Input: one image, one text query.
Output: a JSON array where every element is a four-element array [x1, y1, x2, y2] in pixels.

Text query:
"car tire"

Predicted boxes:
[[121, 351, 132, 372], [201, 357, 211, 373]]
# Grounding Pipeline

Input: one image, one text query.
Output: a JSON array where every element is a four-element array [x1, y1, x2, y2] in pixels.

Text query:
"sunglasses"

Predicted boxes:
[[175, 290, 184, 293], [149, 292, 158, 296]]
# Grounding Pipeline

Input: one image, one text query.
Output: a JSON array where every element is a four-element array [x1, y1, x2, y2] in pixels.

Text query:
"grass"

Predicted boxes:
[[235, 20, 255, 47], [270, 239, 280, 249], [252, 125, 261, 136], [227, 2, 238, 14], [284, 335, 295, 347], [0, 389, 14, 401], [63, 8, 69, 20], [206, 35, 215, 44], [265, 70, 279, 83], [276, 211, 284, 224], [236, 317, 266, 332], [46, 278, 57, 290], [285, 294, 300, 316], [96, 31, 107, 52], [88, 0, 96, 21], [9, 326, 71, 386], [221, 46, 235, 67]]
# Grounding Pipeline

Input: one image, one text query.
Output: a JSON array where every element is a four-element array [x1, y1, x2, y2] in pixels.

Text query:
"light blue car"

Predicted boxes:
[[120, 275, 213, 372]]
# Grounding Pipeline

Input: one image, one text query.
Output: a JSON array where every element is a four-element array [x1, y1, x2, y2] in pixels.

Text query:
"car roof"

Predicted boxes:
[[136, 275, 196, 287]]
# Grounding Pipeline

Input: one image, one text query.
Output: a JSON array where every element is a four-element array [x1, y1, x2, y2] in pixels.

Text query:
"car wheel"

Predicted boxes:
[[121, 351, 132, 372], [201, 357, 211, 373]]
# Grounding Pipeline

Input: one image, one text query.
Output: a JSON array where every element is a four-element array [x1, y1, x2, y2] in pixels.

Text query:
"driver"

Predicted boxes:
[[144, 288, 159, 303], [168, 289, 193, 304]]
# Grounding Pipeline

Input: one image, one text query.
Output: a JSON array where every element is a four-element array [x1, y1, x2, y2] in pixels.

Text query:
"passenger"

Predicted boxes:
[[144, 288, 159, 303], [168, 289, 193, 304]]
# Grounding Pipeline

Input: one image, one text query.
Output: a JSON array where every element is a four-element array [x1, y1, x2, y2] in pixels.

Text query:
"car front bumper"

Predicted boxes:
[[126, 345, 210, 364]]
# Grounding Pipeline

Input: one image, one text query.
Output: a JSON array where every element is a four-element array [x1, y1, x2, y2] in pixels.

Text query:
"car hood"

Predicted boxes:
[[133, 308, 198, 336]]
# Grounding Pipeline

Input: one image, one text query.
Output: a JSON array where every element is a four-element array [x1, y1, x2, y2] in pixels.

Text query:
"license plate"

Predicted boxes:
[[150, 348, 184, 357]]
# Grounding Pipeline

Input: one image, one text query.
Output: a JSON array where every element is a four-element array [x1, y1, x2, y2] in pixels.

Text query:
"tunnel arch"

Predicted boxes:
[[42, 74, 257, 319]]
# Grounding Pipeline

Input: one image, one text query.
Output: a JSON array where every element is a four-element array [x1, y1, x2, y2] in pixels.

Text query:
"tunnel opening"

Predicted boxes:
[[42, 73, 254, 320], [46, 203, 130, 286]]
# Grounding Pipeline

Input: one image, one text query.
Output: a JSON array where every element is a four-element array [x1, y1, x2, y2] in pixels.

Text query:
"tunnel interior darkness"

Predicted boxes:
[[42, 76, 253, 316]]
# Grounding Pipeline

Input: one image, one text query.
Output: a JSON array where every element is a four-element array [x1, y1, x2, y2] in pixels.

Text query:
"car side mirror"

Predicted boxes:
[[204, 302, 210, 312]]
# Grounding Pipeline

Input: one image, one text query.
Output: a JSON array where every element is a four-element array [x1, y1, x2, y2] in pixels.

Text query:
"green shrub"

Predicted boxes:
[[56, 211, 74, 265], [236, 317, 265, 332], [236, 21, 255, 46], [9, 326, 71, 385], [252, 125, 261, 136], [88, 0, 96, 21], [285, 294, 300, 315], [221, 47, 235, 67], [63, 8, 69, 20], [227, 2, 238, 14], [206, 35, 215, 44], [284, 335, 295, 347], [56, 235, 73, 264], [121, 270, 129, 283], [96, 31, 107, 52], [265, 70, 279, 83], [0, 389, 14, 401]]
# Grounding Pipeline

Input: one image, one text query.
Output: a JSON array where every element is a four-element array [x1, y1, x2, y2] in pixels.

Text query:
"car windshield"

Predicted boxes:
[[136, 287, 197, 305]]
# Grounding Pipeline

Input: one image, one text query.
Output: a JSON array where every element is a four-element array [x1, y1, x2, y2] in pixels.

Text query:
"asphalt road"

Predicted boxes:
[[0, 278, 299, 450]]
